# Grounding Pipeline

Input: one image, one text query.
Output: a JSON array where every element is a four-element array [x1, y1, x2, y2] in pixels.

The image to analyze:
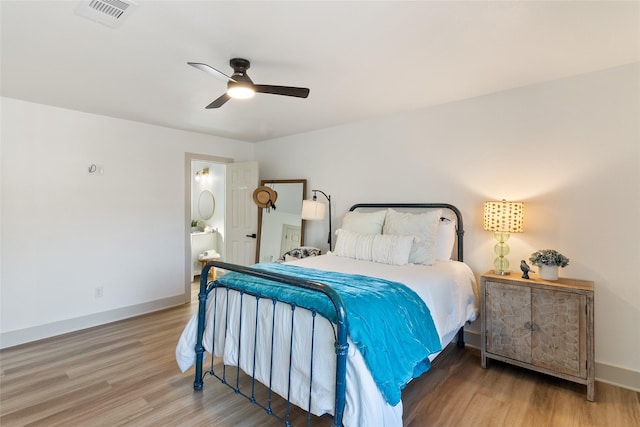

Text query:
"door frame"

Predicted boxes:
[[184, 153, 233, 303]]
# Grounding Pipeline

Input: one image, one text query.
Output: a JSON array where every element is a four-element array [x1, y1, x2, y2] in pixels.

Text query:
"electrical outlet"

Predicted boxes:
[[95, 286, 104, 298]]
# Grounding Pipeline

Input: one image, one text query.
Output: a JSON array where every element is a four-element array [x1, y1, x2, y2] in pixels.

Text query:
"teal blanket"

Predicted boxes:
[[216, 262, 442, 405]]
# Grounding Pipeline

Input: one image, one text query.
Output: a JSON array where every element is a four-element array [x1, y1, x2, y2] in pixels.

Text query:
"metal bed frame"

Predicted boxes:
[[193, 203, 465, 426]]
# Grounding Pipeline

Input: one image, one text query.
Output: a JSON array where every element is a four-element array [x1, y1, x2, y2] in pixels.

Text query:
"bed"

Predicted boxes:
[[176, 203, 477, 426]]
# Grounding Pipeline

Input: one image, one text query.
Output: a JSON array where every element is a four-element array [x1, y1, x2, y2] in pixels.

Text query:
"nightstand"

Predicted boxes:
[[480, 271, 595, 401]]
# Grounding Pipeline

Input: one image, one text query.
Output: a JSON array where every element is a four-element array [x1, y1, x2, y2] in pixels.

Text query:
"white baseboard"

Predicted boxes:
[[463, 329, 481, 348], [0, 295, 185, 349], [462, 330, 640, 393], [595, 362, 640, 392]]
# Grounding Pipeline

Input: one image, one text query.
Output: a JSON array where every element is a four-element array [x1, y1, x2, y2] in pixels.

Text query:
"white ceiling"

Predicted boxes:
[[2, 1, 638, 142]]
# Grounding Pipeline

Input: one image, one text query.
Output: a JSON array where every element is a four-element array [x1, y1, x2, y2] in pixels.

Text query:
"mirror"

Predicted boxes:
[[256, 179, 307, 263], [198, 190, 215, 220]]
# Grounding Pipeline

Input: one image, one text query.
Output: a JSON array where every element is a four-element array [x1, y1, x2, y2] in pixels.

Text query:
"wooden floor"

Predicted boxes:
[[1, 282, 638, 427]]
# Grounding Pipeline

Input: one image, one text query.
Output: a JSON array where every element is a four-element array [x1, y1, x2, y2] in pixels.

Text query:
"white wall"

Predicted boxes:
[[255, 64, 640, 383], [0, 98, 254, 347]]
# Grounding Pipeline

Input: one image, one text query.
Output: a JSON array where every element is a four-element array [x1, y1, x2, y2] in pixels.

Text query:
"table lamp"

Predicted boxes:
[[483, 199, 524, 275]]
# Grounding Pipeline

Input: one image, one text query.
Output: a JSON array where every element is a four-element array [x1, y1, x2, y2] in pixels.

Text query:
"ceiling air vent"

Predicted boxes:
[[75, 0, 137, 28]]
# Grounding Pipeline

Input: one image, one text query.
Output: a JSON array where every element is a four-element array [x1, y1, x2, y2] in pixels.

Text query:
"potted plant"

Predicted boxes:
[[529, 249, 569, 281]]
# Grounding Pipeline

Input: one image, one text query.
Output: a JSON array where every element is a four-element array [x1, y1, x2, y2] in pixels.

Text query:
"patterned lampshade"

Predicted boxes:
[[483, 200, 524, 233]]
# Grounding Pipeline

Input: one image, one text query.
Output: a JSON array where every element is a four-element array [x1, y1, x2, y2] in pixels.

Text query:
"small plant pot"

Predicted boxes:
[[539, 264, 559, 281]]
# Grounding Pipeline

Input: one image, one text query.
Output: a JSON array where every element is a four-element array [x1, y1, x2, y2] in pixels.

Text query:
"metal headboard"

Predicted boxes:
[[348, 203, 465, 262]]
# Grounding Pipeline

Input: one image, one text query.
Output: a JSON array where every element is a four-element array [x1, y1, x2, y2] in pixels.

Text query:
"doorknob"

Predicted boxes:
[[246, 233, 257, 238]]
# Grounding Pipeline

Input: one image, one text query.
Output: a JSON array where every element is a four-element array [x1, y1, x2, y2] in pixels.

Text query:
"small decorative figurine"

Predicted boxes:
[[520, 260, 534, 279]]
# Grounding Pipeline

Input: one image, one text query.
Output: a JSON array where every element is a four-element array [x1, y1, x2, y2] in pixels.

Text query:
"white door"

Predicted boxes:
[[225, 161, 259, 265], [280, 224, 301, 255]]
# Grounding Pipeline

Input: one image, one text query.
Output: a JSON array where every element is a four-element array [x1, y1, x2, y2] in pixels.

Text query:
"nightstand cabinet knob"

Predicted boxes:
[[524, 321, 540, 331], [524, 321, 532, 330]]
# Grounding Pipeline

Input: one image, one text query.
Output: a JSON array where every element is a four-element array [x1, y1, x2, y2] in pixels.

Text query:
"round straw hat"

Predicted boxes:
[[252, 186, 278, 209]]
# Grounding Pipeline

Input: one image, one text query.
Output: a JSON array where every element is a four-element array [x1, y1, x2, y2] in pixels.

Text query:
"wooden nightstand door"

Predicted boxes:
[[485, 281, 532, 364], [531, 289, 587, 378], [485, 281, 588, 378]]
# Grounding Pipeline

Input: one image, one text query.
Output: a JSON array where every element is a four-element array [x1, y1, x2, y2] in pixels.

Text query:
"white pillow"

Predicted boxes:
[[436, 218, 456, 261], [371, 234, 414, 265], [334, 229, 375, 261], [382, 208, 442, 265], [341, 210, 386, 234], [334, 229, 413, 266]]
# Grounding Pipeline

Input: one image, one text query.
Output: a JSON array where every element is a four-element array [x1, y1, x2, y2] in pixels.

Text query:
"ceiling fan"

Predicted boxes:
[[188, 58, 310, 109]]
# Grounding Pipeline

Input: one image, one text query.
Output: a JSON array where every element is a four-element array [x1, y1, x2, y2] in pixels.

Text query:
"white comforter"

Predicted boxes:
[[176, 255, 477, 427]]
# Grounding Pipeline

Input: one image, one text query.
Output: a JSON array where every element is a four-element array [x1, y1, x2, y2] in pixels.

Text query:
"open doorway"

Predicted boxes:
[[183, 155, 259, 302], [184, 153, 232, 303]]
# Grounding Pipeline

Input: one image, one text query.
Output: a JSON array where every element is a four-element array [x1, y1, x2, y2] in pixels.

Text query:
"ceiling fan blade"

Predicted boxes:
[[254, 85, 310, 98], [188, 62, 236, 83], [206, 93, 231, 109]]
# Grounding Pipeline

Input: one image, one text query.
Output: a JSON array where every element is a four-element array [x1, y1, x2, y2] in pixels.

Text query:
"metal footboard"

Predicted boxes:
[[193, 260, 349, 427]]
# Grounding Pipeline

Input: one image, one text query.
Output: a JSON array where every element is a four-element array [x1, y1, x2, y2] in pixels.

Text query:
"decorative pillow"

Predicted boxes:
[[334, 229, 375, 260], [370, 234, 414, 265], [333, 229, 413, 266], [435, 218, 456, 261], [382, 208, 442, 265], [341, 210, 387, 234]]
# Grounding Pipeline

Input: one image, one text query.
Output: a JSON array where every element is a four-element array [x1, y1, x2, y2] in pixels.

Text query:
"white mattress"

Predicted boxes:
[[176, 254, 477, 427]]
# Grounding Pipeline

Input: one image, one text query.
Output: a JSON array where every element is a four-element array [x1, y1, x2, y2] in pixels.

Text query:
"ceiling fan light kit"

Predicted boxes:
[[188, 58, 309, 108], [227, 83, 255, 99]]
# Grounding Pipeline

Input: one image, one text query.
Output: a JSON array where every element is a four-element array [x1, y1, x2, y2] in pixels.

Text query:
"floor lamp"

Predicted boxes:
[[302, 189, 332, 251]]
